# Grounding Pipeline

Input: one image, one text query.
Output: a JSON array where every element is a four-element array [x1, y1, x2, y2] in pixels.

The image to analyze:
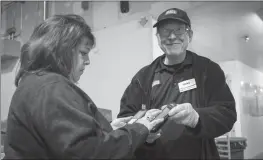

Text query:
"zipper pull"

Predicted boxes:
[[141, 104, 146, 110]]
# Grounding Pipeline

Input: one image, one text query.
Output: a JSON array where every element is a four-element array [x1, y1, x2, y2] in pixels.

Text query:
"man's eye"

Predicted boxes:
[[162, 29, 169, 32], [179, 27, 186, 31], [81, 52, 88, 56]]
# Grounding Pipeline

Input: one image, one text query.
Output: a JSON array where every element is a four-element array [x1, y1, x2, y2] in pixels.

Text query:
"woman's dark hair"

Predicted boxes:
[[15, 14, 95, 87]]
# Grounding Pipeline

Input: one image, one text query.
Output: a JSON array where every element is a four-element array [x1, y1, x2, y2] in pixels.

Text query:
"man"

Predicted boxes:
[[117, 8, 237, 159]]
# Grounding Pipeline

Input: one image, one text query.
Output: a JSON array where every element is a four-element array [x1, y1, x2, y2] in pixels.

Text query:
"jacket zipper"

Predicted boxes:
[[202, 61, 209, 108], [202, 74, 207, 107], [136, 78, 149, 109]]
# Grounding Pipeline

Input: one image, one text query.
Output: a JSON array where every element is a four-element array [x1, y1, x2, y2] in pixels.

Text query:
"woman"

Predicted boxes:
[[4, 14, 163, 159]]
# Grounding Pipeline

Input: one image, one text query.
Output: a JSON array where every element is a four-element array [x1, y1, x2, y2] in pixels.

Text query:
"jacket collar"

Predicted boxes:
[[155, 51, 193, 73], [137, 50, 196, 93]]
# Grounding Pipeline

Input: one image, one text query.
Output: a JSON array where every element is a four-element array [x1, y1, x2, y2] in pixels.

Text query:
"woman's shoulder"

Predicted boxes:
[[13, 71, 95, 113], [14, 72, 75, 103], [13, 71, 92, 115], [19, 71, 70, 89]]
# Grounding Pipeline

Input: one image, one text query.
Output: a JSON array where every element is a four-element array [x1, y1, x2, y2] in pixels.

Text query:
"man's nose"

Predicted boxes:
[[168, 32, 177, 39]]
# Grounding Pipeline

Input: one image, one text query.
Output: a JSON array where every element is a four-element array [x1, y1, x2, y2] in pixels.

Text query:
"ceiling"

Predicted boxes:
[[190, 1, 263, 72]]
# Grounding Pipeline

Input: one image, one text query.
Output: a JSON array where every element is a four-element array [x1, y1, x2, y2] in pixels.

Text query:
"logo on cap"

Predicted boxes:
[[165, 9, 177, 15]]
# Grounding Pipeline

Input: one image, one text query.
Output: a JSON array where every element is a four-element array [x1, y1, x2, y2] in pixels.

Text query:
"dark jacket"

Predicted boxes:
[[118, 50, 237, 159], [4, 71, 149, 159]]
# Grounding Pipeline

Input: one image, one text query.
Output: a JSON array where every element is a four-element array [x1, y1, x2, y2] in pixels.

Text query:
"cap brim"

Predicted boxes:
[[153, 18, 189, 28]]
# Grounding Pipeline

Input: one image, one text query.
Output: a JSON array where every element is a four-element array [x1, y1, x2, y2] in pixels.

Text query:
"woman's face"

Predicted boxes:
[[70, 37, 93, 83]]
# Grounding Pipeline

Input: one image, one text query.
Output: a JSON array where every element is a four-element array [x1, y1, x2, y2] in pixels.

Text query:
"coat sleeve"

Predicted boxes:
[[117, 74, 161, 159], [186, 62, 237, 138], [32, 81, 149, 159]]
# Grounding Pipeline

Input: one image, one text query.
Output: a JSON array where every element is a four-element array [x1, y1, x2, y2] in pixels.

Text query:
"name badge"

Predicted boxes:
[[178, 78, 197, 93], [152, 80, 160, 87]]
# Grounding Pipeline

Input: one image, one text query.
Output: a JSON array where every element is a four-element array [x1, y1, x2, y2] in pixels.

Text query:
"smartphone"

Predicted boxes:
[[127, 109, 147, 124], [150, 103, 176, 133]]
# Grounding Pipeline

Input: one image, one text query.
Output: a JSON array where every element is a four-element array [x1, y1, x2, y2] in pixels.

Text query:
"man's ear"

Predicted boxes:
[[188, 29, 193, 43], [156, 33, 161, 45], [156, 33, 166, 53]]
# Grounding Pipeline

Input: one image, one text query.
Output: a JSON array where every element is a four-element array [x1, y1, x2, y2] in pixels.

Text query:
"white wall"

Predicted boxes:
[[78, 18, 153, 119], [219, 60, 263, 159], [237, 61, 263, 159], [219, 61, 241, 137]]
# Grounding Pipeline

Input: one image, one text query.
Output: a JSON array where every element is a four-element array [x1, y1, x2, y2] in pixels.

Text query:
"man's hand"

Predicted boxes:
[[168, 103, 199, 128], [111, 116, 133, 130]]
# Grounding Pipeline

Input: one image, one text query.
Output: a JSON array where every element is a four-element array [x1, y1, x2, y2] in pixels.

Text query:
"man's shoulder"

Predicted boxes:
[[131, 65, 149, 82], [189, 50, 210, 63], [136, 65, 150, 74], [133, 56, 161, 78], [189, 50, 219, 68], [189, 51, 224, 77]]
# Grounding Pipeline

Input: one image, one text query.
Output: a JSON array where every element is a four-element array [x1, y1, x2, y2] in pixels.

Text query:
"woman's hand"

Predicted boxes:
[[111, 116, 133, 130], [136, 109, 164, 131]]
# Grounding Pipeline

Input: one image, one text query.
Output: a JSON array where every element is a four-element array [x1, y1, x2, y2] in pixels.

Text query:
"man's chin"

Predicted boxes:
[[166, 50, 183, 56]]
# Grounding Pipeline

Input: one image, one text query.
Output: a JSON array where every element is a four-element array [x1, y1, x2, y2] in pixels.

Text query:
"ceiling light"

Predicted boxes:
[[244, 35, 250, 42]]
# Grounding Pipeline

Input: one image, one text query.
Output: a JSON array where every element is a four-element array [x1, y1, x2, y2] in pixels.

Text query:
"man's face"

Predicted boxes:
[[156, 20, 192, 56]]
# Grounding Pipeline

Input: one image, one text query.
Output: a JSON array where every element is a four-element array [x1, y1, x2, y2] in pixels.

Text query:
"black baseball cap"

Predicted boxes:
[[153, 8, 191, 28]]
